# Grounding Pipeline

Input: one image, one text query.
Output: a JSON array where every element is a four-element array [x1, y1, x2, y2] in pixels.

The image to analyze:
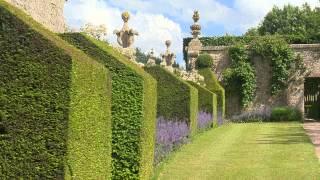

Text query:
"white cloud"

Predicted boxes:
[[64, 0, 183, 64], [64, 0, 320, 66]]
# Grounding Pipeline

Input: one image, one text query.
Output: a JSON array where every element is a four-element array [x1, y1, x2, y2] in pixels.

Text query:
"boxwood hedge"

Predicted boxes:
[[144, 66, 198, 135], [187, 81, 218, 126], [0, 1, 112, 179], [198, 68, 225, 124], [60, 33, 157, 179]]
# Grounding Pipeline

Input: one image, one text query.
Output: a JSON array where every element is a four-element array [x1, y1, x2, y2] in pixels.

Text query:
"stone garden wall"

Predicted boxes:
[[5, 0, 65, 32], [201, 44, 320, 117]]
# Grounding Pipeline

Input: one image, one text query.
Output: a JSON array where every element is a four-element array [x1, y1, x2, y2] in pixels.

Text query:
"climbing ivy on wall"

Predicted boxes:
[[223, 44, 256, 108], [222, 36, 298, 107], [249, 36, 296, 95]]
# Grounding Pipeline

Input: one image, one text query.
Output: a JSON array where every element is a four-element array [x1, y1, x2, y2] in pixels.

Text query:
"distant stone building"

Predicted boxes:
[[5, 0, 66, 32]]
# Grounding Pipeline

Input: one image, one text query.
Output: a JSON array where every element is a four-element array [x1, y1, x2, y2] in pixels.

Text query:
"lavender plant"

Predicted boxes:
[[198, 111, 213, 130], [230, 106, 271, 123], [154, 117, 190, 165]]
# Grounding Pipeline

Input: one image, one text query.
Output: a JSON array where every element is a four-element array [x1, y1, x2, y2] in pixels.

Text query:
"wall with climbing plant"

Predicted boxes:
[[197, 35, 320, 117]]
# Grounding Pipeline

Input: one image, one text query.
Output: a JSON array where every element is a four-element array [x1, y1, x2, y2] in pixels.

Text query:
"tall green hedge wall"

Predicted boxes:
[[198, 68, 225, 124], [0, 1, 112, 179], [66, 59, 111, 179], [60, 33, 157, 180], [187, 81, 218, 125], [144, 66, 198, 135]]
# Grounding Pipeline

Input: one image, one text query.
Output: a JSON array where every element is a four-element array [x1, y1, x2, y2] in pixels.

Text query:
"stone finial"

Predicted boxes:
[[186, 10, 203, 71], [161, 40, 176, 68], [190, 10, 201, 39], [147, 48, 156, 66], [114, 11, 138, 48]]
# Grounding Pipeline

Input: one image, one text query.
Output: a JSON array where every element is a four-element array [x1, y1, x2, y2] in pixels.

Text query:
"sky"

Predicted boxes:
[[64, 0, 320, 66]]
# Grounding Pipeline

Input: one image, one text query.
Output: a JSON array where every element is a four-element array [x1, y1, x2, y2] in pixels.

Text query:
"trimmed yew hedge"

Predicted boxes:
[[0, 1, 112, 179], [188, 81, 218, 126], [198, 68, 225, 125], [60, 33, 157, 180], [144, 66, 198, 135]]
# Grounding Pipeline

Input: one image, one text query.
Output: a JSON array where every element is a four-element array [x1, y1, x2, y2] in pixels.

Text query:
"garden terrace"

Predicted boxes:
[[60, 33, 157, 179], [0, 0, 111, 178]]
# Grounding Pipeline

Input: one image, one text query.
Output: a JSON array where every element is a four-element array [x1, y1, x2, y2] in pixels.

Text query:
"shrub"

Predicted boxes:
[[144, 66, 198, 164], [270, 107, 303, 122], [230, 106, 271, 123], [188, 81, 218, 128], [0, 1, 112, 179], [60, 33, 157, 179], [198, 68, 225, 125], [196, 53, 214, 69]]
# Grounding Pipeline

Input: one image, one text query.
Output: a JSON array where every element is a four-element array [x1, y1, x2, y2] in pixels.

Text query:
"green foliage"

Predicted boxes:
[[183, 34, 319, 62], [198, 68, 225, 121], [0, 1, 112, 178], [60, 33, 157, 179], [249, 36, 295, 94], [223, 44, 256, 107], [270, 107, 303, 122], [196, 53, 214, 69], [0, 5, 71, 178], [187, 82, 218, 125], [66, 59, 111, 179], [258, 4, 320, 42], [135, 48, 148, 64], [144, 66, 198, 135]]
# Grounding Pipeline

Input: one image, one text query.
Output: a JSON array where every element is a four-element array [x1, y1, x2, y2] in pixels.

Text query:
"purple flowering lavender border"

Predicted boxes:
[[154, 117, 190, 165]]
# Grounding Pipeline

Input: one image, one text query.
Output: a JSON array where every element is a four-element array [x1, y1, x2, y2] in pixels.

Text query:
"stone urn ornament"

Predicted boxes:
[[147, 48, 156, 66], [161, 40, 176, 67], [114, 11, 139, 48]]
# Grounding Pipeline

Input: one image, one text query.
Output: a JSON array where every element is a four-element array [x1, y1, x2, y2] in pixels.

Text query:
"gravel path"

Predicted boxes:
[[304, 122, 320, 159]]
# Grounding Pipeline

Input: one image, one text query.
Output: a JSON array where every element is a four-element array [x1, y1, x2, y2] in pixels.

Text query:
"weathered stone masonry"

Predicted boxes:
[[5, 0, 65, 32], [201, 44, 320, 117]]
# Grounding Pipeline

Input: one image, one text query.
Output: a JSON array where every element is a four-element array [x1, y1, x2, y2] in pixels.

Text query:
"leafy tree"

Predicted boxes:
[[135, 48, 148, 64], [257, 3, 320, 41]]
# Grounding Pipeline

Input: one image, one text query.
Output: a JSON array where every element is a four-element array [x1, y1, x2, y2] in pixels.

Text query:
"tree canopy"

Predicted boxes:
[[254, 3, 320, 42]]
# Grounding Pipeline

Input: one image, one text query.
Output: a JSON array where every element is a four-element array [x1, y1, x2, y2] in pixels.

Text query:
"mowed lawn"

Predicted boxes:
[[155, 123, 320, 180]]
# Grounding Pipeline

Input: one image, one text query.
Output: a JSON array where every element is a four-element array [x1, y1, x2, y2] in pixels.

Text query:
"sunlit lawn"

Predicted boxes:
[[154, 123, 320, 180]]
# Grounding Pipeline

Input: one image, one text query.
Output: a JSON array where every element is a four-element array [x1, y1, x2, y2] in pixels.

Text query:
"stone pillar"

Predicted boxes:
[[186, 10, 203, 72]]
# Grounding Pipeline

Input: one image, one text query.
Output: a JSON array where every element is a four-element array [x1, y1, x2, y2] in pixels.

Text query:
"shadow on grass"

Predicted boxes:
[[255, 126, 312, 145]]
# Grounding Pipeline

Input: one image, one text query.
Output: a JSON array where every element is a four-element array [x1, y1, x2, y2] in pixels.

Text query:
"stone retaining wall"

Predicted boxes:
[[6, 0, 65, 32]]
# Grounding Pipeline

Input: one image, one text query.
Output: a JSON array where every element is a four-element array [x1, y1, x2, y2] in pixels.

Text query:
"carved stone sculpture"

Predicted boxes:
[[147, 48, 156, 66], [114, 11, 138, 48], [161, 40, 176, 67], [186, 10, 203, 71]]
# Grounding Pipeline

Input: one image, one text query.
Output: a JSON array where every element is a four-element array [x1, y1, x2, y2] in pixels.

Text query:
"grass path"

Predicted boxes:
[[155, 123, 320, 180]]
